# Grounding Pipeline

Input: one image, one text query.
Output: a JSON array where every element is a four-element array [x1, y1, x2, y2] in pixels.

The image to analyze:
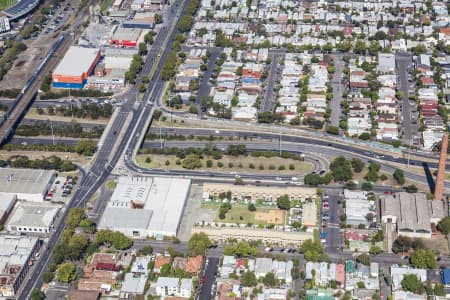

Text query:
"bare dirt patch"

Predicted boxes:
[[254, 210, 284, 225]]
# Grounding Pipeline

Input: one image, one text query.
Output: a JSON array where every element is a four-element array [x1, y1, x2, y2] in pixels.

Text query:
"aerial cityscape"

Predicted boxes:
[[0, 0, 449, 299]]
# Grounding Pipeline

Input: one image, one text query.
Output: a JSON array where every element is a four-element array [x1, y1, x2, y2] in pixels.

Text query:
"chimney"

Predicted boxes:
[[435, 133, 448, 200]]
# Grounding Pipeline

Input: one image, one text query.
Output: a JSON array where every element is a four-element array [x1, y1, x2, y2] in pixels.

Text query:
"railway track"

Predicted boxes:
[[0, 0, 94, 146], [0, 32, 75, 145]]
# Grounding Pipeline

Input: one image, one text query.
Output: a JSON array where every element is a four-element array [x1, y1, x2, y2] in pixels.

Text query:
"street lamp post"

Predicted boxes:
[[160, 126, 163, 149], [48, 119, 55, 146], [279, 123, 282, 156], [407, 136, 413, 168]]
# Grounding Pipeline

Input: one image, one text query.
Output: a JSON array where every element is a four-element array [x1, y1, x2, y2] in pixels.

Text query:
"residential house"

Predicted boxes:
[[153, 255, 171, 274]]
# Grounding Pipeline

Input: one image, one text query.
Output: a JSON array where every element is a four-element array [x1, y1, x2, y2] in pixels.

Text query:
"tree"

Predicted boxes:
[[241, 271, 257, 287], [182, 154, 202, 169], [68, 234, 88, 259], [406, 184, 418, 193], [138, 245, 153, 256], [365, 170, 379, 182], [392, 236, 412, 253], [369, 246, 382, 255], [31, 289, 45, 300], [189, 105, 198, 114], [359, 132, 371, 140], [373, 31, 387, 40], [438, 216, 450, 235], [65, 208, 85, 229], [354, 40, 367, 54], [434, 283, 445, 296], [326, 126, 339, 135], [144, 31, 154, 44], [351, 158, 365, 173], [372, 293, 381, 300], [188, 232, 211, 255], [178, 15, 193, 32], [74, 140, 97, 156], [356, 254, 371, 265], [393, 169, 405, 185], [414, 44, 427, 55], [223, 242, 258, 257], [56, 263, 76, 283], [42, 271, 54, 283], [300, 239, 323, 261], [155, 13, 163, 23], [401, 274, 424, 294], [138, 42, 147, 55], [357, 281, 366, 289], [276, 194, 290, 210], [263, 272, 277, 287], [410, 249, 437, 269], [248, 203, 256, 211], [330, 156, 353, 182], [95, 230, 132, 250], [368, 41, 381, 55]]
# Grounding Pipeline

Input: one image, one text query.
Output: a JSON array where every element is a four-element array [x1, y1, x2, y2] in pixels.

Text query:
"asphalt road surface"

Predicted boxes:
[[199, 257, 220, 300], [146, 126, 443, 169], [261, 53, 280, 112], [396, 54, 413, 143], [18, 0, 189, 297], [140, 139, 449, 190], [329, 54, 345, 127]]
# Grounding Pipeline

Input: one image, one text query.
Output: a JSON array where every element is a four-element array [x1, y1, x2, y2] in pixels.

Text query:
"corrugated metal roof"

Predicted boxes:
[[53, 46, 100, 76]]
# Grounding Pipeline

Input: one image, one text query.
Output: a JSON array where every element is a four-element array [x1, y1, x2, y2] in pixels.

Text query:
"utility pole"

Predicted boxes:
[[406, 137, 412, 168], [279, 123, 282, 156], [49, 118, 55, 146], [159, 126, 163, 149]]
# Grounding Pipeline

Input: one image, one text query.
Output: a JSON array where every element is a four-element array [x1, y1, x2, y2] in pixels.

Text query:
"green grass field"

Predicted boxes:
[[0, 0, 16, 10], [202, 204, 285, 225]]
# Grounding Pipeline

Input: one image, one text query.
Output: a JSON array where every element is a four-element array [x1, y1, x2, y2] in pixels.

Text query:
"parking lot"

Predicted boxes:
[[46, 175, 76, 204]]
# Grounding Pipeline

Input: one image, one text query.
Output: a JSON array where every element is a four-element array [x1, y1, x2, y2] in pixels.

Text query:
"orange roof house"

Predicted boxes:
[[186, 255, 203, 274], [153, 255, 171, 273]]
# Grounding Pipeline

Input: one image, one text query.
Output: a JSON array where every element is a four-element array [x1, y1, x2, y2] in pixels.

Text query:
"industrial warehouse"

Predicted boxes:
[[52, 46, 102, 89], [98, 176, 191, 238], [0, 168, 55, 202], [0, 235, 41, 297]]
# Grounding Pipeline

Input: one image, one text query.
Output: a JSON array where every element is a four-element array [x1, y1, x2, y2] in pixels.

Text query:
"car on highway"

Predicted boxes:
[[265, 247, 273, 252]]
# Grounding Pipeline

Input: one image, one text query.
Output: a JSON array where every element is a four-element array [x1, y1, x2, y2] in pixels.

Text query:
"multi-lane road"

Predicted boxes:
[[18, 0, 189, 297]]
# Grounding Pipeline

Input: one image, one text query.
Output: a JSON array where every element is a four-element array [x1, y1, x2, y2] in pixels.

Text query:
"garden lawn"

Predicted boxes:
[[202, 204, 285, 225]]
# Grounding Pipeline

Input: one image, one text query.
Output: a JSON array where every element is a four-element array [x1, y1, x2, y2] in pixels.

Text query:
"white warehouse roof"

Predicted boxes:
[[53, 46, 100, 76], [0, 168, 54, 199], [6, 202, 60, 230], [99, 176, 191, 238]]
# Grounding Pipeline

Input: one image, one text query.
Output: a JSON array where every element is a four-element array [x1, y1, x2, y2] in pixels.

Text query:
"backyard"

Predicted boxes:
[[201, 203, 286, 225]]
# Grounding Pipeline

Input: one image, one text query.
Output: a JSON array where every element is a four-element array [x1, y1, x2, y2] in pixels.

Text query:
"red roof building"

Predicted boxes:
[[343, 26, 352, 36], [420, 77, 436, 86], [110, 28, 142, 47]]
